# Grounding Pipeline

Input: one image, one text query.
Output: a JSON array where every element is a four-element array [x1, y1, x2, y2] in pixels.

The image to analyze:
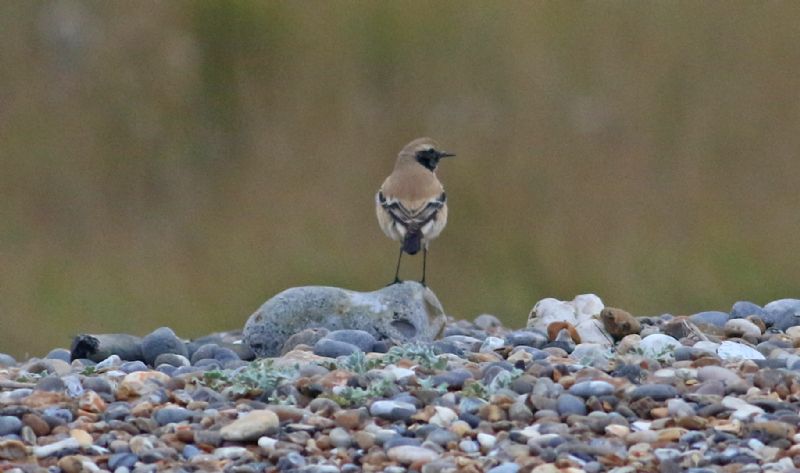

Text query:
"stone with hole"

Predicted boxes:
[[243, 282, 446, 357]]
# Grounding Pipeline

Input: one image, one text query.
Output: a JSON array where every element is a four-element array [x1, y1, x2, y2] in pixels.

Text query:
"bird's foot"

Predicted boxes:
[[419, 279, 427, 287], [387, 278, 402, 286]]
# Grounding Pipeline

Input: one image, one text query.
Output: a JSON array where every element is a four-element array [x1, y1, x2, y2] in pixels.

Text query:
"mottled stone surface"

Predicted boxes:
[[244, 282, 446, 357]]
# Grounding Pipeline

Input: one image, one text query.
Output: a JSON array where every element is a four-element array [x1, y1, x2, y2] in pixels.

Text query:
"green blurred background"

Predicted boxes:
[[2, 1, 800, 358]]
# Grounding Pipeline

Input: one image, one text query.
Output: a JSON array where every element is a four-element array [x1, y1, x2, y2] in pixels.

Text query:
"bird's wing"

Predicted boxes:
[[378, 191, 446, 230]]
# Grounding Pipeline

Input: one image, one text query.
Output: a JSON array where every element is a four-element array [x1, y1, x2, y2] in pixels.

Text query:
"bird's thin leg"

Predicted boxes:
[[420, 247, 428, 286], [391, 246, 403, 285]]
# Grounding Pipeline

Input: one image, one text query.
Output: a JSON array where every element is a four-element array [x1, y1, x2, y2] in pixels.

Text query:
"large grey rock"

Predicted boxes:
[[243, 282, 447, 357]]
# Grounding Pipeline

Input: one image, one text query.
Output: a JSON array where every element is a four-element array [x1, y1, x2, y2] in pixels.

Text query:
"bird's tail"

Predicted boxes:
[[403, 229, 422, 255]]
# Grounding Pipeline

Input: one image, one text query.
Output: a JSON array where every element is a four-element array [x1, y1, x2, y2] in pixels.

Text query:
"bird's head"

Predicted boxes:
[[399, 137, 455, 172]]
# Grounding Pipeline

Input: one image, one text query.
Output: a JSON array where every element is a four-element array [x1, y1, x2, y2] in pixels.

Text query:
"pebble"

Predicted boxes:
[[153, 406, 193, 425], [1, 293, 800, 472], [0, 416, 23, 436], [387, 445, 439, 464], [630, 384, 678, 401], [717, 340, 765, 360], [487, 464, 520, 473], [556, 393, 587, 416], [639, 334, 681, 359], [220, 410, 279, 441], [369, 400, 416, 421], [313, 338, 360, 358], [568, 380, 614, 398], [108, 452, 138, 470], [731, 301, 765, 319], [141, 327, 188, 366], [724, 318, 762, 337], [690, 311, 730, 327]]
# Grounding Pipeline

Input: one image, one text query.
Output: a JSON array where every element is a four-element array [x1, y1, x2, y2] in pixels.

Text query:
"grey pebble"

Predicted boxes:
[[45, 348, 71, 362], [689, 311, 730, 327], [474, 314, 502, 329], [508, 402, 534, 423], [426, 428, 459, 446], [384, 436, 422, 449], [182, 445, 201, 459], [83, 376, 113, 394], [108, 452, 138, 470], [34, 376, 65, 392], [190, 344, 240, 364], [120, 360, 148, 373], [313, 338, 360, 358], [431, 369, 473, 389], [506, 330, 547, 348], [369, 400, 416, 421], [439, 335, 482, 353], [0, 353, 17, 367], [763, 299, 800, 329], [154, 353, 191, 368], [329, 427, 352, 448], [42, 407, 73, 425], [556, 393, 587, 416], [62, 374, 84, 398], [141, 327, 188, 366], [104, 403, 132, 421], [731, 301, 765, 319], [487, 464, 520, 473], [630, 384, 679, 401], [153, 407, 193, 425], [568, 380, 614, 398], [459, 439, 480, 453], [325, 330, 377, 352], [0, 416, 22, 435]]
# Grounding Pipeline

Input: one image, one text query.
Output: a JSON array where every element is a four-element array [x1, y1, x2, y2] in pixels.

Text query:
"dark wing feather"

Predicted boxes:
[[378, 191, 445, 231]]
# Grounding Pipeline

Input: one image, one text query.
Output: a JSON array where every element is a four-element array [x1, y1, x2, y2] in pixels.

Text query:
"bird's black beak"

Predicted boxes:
[[438, 151, 456, 159]]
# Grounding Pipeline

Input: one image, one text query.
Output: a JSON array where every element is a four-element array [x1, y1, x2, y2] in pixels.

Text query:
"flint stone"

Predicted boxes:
[[244, 282, 446, 357], [630, 384, 678, 401], [639, 334, 681, 359], [313, 339, 360, 358], [70, 333, 143, 362], [569, 381, 614, 398], [571, 343, 612, 370], [325, 330, 378, 352], [724, 319, 761, 338], [763, 299, 800, 331], [0, 354, 16, 367], [730, 301, 765, 319], [689, 311, 730, 328], [141, 327, 188, 366], [527, 294, 604, 329], [45, 348, 71, 362], [717, 341, 765, 360]]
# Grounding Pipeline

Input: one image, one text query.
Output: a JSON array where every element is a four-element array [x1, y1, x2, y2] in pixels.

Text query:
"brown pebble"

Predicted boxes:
[[657, 427, 687, 442], [478, 404, 506, 423], [334, 408, 367, 430], [0, 439, 29, 461], [547, 321, 582, 343], [747, 421, 796, 442], [267, 405, 305, 423], [175, 428, 195, 443], [57, 455, 90, 473], [599, 307, 641, 340], [650, 407, 669, 418], [22, 413, 50, 436], [677, 416, 708, 430], [352, 431, 375, 449]]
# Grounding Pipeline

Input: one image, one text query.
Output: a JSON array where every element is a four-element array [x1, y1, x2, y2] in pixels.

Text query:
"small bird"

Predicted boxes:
[[376, 137, 455, 285]]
